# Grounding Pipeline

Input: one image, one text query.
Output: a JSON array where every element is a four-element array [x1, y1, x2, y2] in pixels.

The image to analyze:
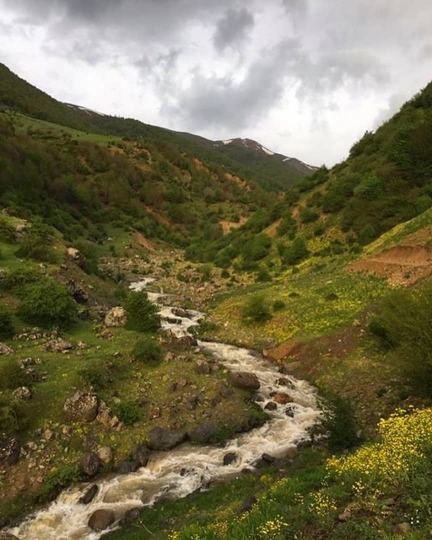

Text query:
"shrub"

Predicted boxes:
[[0, 403, 19, 433], [131, 338, 163, 365], [256, 267, 272, 283], [38, 465, 80, 503], [273, 299, 286, 312], [3, 268, 43, 295], [242, 295, 272, 324], [17, 280, 77, 329], [0, 360, 29, 390], [125, 291, 160, 333], [111, 401, 143, 426], [369, 286, 432, 396], [0, 306, 14, 339], [79, 363, 110, 391], [16, 231, 59, 263], [322, 394, 359, 453]]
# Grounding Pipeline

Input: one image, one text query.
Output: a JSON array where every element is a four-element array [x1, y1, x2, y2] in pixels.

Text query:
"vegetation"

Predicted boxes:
[[125, 291, 161, 333], [241, 295, 273, 324], [0, 305, 14, 339], [17, 279, 78, 329], [131, 338, 163, 364]]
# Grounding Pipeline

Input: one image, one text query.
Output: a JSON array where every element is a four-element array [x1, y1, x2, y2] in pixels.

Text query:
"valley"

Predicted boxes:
[[1, 61, 432, 540]]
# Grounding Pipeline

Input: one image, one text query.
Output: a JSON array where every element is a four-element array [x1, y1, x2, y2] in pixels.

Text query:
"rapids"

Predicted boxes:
[[8, 280, 322, 540]]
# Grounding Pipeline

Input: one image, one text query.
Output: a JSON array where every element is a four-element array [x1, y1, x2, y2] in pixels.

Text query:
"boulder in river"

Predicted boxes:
[[273, 392, 293, 405], [116, 461, 140, 474], [88, 509, 115, 532], [148, 427, 187, 450], [161, 330, 197, 349], [132, 445, 151, 467], [228, 371, 260, 390], [79, 484, 99, 505], [63, 391, 99, 422], [80, 452, 101, 477], [223, 452, 237, 466], [264, 401, 277, 411], [0, 436, 21, 466]]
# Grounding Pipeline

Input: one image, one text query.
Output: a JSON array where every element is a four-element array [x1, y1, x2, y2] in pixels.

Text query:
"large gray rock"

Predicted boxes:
[[188, 423, 218, 444], [104, 307, 127, 328], [63, 391, 99, 422], [80, 452, 101, 477], [0, 343, 13, 355], [0, 436, 20, 465], [88, 509, 115, 532], [132, 445, 151, 467], [148, 428, 186, 450], [228, 371, 260, 390], [11, 387, 32, 401]]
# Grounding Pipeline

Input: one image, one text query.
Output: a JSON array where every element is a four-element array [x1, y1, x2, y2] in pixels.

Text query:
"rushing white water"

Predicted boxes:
[[8, 280, 322, 540]]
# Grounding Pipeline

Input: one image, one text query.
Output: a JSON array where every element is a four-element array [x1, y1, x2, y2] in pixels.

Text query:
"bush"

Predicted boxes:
[[111, 401, 143, 426], [0, 306, 14, 339], [4, 268, 43, 295], [322, 394, 359, 453], [79, 363, 110, 391], [131, 338, 163, 365], [242, 295, 273, 324], [0, 360, 29, 390], [17, 280, 77, 329], [0, 403, 19, 433], [369, 286, 432, 396], [273, 299, 286, 312], [125, 291, 160, 333]]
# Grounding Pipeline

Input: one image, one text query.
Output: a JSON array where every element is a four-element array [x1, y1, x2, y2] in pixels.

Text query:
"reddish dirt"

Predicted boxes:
[[220, 216, 248, 235], [132, 230, 155, 251], [263, 219, 281, 238], [349, 245, 432, 286]]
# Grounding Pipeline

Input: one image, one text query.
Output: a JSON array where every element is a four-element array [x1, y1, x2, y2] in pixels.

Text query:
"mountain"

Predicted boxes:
[[0, 62, 315, 193], [187, 80, 432, 273]]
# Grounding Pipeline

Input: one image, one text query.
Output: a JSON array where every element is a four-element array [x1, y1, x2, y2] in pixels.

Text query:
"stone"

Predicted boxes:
[[338, 510, 351, 522], [11, 387, 32, 401], [283, 447, 298, 460], [264, 401, 277, 411], [272, 393, 293, 405], [67, 280, 88, 304], [188, 423, 218, 444], [132, 445, 151, 467], [223, 452, 237, 466], [238, 496, 257, 514], [45, 339, 73, 353], [148, 428, 187, 450], [97, 446, 114, 464], [0, 343, 13, 355], [79, 484, 99, 504], [88, 509, 115, 532], [0, 436, 21, 465], [228, 371, 260, 391], [66, 247, 84, 265], [261, 453, 275, 464], [80, 452, 101, 477], [116, 461, 140, 474], [276, 377, 294, 388], [120, 508, 141, 526], [395, 523, 411, 534], [104, 307, 127, 327], [194, 360, 211, 375], [161, 330, 197, 349], [0, 533, 21, 540], [63, 391, 99, 422]]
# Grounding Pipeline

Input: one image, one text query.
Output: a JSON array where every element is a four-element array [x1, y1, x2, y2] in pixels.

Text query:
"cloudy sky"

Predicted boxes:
[[1, 0, 432, 166]]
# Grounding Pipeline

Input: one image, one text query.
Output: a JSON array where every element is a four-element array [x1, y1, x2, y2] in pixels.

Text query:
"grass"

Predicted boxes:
[[203, 256, 388, 348]]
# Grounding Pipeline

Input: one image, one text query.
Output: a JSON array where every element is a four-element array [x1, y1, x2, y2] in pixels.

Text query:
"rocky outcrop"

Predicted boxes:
[[45, 339, 73, 353], [223, 452, 237, 466], [67, 280, 88, 304], [272, 392, 293, 405], [188, 422, 218, 444], [88, 509, 115, 532], [0, 343, 13, 355], [148, 428, 187, 450], [228, 371, 260, 390], [132, 445, 151, 467], [0, 436, 20, 465], [161, 330, 197, 349], [63, 391, 99, 422], [80, 452, 101, 477], [66, 247, 85, 267], [11, 387, 32, 401], [97, 446, 114, 464], [104, 307, 127, 328]]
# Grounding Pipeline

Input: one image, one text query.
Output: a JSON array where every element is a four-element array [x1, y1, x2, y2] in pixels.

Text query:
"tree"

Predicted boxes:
[[125, 291, 160, 333]]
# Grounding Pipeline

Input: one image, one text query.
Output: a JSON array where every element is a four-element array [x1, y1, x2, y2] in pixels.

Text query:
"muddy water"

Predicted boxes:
[[9, 281, 322, 540]]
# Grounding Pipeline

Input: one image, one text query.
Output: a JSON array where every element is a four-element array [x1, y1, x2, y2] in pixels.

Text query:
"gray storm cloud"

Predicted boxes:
[[1, 0, 432, 164]]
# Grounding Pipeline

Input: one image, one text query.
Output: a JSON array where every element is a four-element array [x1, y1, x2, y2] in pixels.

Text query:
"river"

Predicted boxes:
[[9, 280, 322, 540]]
